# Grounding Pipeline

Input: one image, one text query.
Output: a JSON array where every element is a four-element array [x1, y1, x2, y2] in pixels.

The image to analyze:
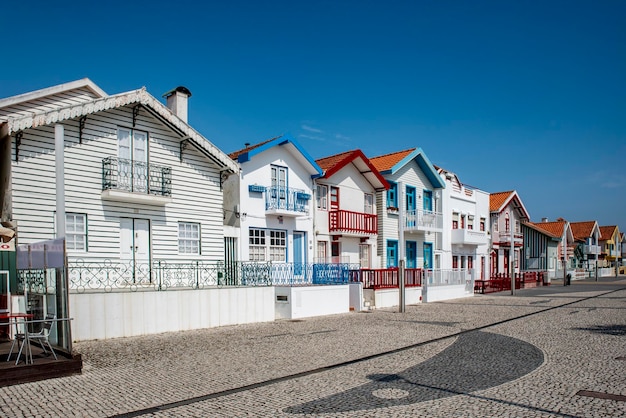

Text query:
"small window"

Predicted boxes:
[[316, 185, 328, 210], [452, 213, 459, 229], [364, 194, 374, 214], [387, 182, 398, 208], [249, 228, 266, 261], [480, 217, 486, 232], [452, 255, 458, 269], [66, 213, 87, 252], [179, 222, 200, 254], [317, 241, 327, 262], [468, 215, 474, 230]]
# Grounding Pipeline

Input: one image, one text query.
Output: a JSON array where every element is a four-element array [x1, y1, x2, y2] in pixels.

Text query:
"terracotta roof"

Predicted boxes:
[[370, 148, 415, 172], [489, 191, 514, 212], [530, 221, 566, 238], [315, 150, 357, 172], [228, 136, 281, 160], [599, 225, 617, 240], [570, 221, 596, 240]]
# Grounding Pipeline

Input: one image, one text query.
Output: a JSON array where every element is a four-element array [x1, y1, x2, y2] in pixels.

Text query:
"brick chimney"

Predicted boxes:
[[163, 86, 192, 123]]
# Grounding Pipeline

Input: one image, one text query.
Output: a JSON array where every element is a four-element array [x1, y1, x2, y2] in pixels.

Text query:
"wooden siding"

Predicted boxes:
[[11, 105, 225, 263], [0, 87, 101, 121]]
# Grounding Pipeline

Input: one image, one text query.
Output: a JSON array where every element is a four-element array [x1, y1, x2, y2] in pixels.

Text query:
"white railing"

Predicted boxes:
[[583, 244, 601, 255], [404, 209, 443, 231], [450, 229, 488, 245], [424, 268, 475, 287]]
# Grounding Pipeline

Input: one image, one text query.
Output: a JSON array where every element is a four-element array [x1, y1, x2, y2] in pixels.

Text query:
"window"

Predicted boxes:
[[178, 222, 200, 254], [468, 256, 473, 269], [480, 218, 486, 232], [317, 241, 327, 261], [452, 255, 458, 269], [249, 228, 266, 261], [452, 212, 459, 229], [66, 213, 87, 251], [505, 213, 510, 232], [364, 194, 374, 214], [249, 228, 286, 261], [387, 182, 398, 208], [269, 230, 286, 261], [468, 215, 474, 230], [460, 215, 466, 229], [359, 244, 370, 268], [330, 186, 339, 210], [316, 185, 328, 210]]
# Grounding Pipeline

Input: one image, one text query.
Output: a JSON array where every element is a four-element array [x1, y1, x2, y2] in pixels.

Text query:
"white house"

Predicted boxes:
[[224, 135, 323, 270], [369, 148, 446, 270], [314, 150, 389, 268], [489, 190, 530, 276], [0, 79, 276, 341], [436, 166, 490, 281]]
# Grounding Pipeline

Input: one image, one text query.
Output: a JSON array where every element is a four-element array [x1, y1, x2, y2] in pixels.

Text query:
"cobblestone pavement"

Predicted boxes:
[[1, 278, 625, 417]]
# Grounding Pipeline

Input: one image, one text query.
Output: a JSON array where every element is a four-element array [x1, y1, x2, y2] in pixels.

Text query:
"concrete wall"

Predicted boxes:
[[274, 285, 350, 319], [70, 286, 275, 341], [422, 284, 471, 303], [363, 287, 422, 309]]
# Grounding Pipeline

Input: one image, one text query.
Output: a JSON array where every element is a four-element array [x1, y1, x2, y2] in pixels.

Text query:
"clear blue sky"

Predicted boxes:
[[2, 0, 625, 230]]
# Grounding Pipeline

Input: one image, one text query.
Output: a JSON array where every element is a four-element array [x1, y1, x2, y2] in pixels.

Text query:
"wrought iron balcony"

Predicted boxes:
[[329, 210, 377, 235], [404, 209, 443, 232], [102, 157, 172, 199], [265, 186, 310, 216], [451, 229, 488, 246]]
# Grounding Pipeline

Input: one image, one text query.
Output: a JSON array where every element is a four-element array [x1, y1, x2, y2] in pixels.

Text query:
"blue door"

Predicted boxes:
[[406, 241, 417, 268], [423, 243, 433, 269], [387, 240, 398, 268], [423, 190, 433, 211], [293, 232, 305, 275], [406, 186, 416, 227]]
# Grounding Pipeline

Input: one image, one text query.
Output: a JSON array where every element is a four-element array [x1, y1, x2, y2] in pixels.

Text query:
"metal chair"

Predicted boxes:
[[18, 313, 58, 362], [6, 323, 26, 365]]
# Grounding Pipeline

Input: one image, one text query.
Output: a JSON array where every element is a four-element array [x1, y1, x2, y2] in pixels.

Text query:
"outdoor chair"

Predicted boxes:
[[6, 325, 25, 365], [18, 313, 58, 361]]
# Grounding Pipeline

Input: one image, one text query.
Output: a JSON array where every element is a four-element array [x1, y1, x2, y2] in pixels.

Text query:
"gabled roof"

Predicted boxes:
[[370, 148, 445, 189], [523, 221, 561, 239], [1, 79, 239, 173], [599, 225, 618, 242], [489, 190, 530, 221], [529, 219, 574, 243], [229, 135, 323, 178], [315, 149, 389, 190], [570, 221, 600, 241], [0, 78, 107, 110]]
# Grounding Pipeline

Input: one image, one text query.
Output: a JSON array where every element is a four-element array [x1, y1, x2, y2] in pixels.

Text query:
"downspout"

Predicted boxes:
[[0, 123, 11, 222], [55, 124, 66, 238]]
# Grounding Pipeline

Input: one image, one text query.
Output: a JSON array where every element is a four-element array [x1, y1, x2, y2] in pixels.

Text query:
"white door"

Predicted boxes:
[[118, 128, 148, 193], [120, 218, 151, 284]]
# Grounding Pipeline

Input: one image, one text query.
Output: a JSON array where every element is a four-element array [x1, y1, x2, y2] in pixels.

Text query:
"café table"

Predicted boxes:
[[1, 313, 34, 365]]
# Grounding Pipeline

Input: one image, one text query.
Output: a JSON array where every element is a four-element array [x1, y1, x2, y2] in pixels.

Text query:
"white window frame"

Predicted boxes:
[[317, 241, 327, 262], [364, 193, 374, 214], [317, 185, 328, 210], [249, 228, 266, 261], [178, 222, 201, 255], [66, 213, 87, 252], [269, 230, 287, 262]]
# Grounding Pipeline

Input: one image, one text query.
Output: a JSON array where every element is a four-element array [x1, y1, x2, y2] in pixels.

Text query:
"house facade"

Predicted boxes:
[[521, 221, 559, 277], [369, 148, 446, 270], [599, 225, 621, 268], [524, 219, 574, 277], [489, 191, 530, 276], [570, 220, 601, 271], [437, 166, 490, 280], [224, 136, 322, 270], [314, 150, 389, 268]]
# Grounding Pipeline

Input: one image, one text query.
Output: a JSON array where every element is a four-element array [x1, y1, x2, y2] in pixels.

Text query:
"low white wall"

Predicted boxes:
[[365, 287, 422, 309], [422, 284, 472, 303], [275, 285, 350, 320], [349, 282, 364, 311], [69, 287, 275, 342]]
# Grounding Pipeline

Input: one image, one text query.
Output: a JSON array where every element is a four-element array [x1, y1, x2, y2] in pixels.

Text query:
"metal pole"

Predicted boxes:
[[55, 124, 65, 239], [510, 219, 515, 295], [398, 181, 405, 313]]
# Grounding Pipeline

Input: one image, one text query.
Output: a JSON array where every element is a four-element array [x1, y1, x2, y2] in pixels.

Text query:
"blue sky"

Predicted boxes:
[[2, 0, 625, 230]]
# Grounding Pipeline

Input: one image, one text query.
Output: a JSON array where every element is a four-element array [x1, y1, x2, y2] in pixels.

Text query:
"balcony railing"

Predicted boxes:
[[265, 186, 309, 214], [495, 230, 523, 245], [102, 157, 171, 197], [329, 210, 377, 235], [450, 229, 488, 245], [357, 268, 423, 289], [424, 268, 475, 288], [404, 209, 443, 231], [583, 244, 601, 255]]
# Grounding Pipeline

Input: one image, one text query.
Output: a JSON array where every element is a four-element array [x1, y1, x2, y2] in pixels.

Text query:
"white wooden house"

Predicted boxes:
[[314, 150, 389, 268], [0, 79, 276, 341], [436, 166, 490, 281], [369, 148, 446, 270], [224, 135, 323, 269], [489, 190, 530, 276]]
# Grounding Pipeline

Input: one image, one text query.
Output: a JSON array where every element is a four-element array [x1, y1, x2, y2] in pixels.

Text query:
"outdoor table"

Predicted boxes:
[[1, 313, 34, 365]]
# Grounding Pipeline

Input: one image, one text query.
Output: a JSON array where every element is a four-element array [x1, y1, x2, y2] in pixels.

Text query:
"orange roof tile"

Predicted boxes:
[[570, 221, 596, 240], [530, 221, 565, 238], [489, 191, 514, 212], [315, 150, 357, 172], [599, 225, 617, 240], [370, 148, 415, 172], [228, 135, 281, 160]]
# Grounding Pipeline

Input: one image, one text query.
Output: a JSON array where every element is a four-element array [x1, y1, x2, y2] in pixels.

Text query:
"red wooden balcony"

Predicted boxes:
[[358, 268, 423, 289], [329, 210, 378, 236]]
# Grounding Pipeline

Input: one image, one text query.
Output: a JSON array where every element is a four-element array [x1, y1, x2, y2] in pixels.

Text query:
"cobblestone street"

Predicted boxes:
[[1, 278, 625, 417]]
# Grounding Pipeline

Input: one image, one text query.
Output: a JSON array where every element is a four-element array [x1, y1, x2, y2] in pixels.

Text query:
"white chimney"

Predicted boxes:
[[542, 217, 548, 223], [163, 86, 192, 123]]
